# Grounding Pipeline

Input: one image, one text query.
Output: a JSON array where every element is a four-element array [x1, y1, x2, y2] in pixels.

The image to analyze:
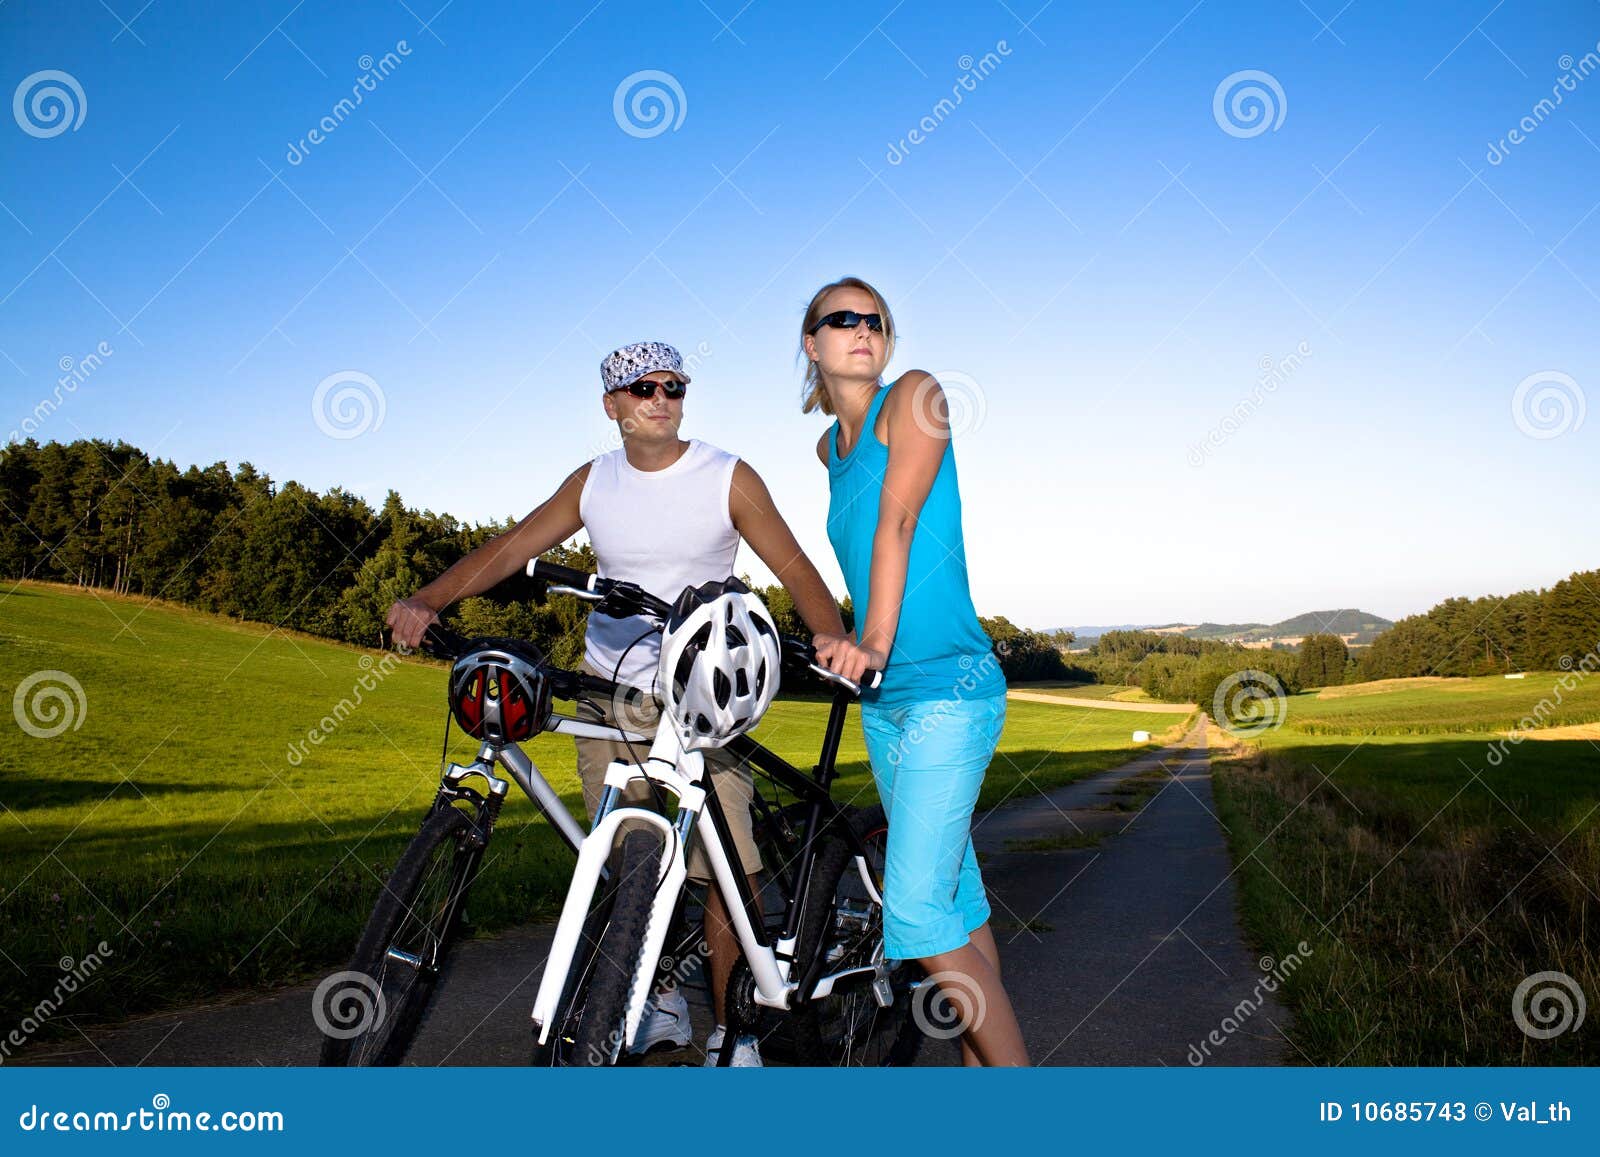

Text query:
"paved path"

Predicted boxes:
[[19, 718, 1290, 1067], [920, 715, 1293, 1065], [1006, 690, 1195, 713]]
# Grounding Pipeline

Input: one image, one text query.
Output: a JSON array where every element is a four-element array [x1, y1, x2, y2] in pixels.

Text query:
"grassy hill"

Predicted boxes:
[[0, 581, 1186, 1030]]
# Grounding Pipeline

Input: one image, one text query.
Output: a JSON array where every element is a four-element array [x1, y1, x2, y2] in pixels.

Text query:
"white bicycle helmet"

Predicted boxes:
[[658, 577, 782, 750]]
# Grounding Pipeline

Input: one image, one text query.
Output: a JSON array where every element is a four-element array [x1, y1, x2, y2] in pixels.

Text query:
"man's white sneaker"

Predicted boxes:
[[630, 986, 692, 1054], [703, 1026, 762, 1067]]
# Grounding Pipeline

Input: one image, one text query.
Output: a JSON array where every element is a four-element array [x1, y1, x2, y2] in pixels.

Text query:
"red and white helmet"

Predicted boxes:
[[448, 637, 550, 744], [658, 577, 781, 750]]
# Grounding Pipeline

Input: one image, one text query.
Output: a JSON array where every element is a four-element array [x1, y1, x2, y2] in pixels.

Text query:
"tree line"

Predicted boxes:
[[0, 438, 1072, 684], [14, 438, 1587, 695], [1071, 565, 1600, 703], [1073, 628, 1353, 704], [1355, 572, 1600, 678]]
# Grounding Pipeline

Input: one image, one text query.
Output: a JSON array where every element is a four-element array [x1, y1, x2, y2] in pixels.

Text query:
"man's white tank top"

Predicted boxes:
[[579, 439, 741, 693]]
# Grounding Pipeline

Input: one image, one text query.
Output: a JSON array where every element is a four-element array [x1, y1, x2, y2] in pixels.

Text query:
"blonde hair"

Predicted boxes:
[[798, 276, 897, 415]]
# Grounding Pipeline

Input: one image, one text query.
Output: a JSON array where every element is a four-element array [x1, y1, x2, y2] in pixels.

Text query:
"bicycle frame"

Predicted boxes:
[[530, 687, 891, 1053], [438, 713, 648, 858]]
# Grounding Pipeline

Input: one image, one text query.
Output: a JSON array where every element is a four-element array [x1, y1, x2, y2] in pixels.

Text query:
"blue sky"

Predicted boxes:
[[1, 0, 1595, 628]]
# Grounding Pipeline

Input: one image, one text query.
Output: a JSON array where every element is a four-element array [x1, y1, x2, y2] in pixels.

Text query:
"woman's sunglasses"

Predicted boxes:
[[808, 310, 884, 335], [610, 379, 687, 399]]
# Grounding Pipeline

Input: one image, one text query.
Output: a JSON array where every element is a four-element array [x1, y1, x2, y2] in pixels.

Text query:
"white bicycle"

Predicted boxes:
[[524, 559, 926, 1067]]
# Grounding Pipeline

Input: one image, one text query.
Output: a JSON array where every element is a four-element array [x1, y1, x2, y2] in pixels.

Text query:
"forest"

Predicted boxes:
[[0, 438, 1073, 682]]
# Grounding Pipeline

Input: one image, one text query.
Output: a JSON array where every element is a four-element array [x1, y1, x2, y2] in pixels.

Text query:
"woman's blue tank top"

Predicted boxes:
[[826, 379, 1005, 707]]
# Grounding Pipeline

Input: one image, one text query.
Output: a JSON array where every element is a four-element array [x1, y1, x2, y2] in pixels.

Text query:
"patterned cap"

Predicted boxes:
[[600, 341, 690, 393]]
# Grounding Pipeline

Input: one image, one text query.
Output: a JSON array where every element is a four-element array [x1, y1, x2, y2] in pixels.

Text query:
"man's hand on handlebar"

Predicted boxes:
[[386, 596, 440, 649], [814, 634, 886, 686]]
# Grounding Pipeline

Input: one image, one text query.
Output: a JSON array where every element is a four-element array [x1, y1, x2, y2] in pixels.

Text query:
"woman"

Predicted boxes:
[[804, 276, 1029, 1066]]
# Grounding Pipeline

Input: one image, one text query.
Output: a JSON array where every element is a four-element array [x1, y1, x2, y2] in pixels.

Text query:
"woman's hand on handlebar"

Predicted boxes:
[[814, 633, 885, 685], [386, 596, 440, 649]]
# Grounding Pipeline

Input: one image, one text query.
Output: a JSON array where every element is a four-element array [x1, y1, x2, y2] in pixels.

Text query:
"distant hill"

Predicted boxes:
[[1262, 609, 1392, 642], [1177, 621, 1268, 638], [1045, 623, 1161, 640], [1049, 609, 1393, 649]]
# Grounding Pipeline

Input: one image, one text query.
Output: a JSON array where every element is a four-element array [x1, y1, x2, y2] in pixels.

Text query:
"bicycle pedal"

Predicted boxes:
[[872, 975, 894, 1008]]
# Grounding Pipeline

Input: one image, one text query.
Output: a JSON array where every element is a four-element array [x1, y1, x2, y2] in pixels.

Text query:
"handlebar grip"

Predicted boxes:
[[419, 622, 468, 660], [779, 636, 883, 698], [577, 672, 626, 700], [528, 557, 675, 622], [527, 558, 596, 591]]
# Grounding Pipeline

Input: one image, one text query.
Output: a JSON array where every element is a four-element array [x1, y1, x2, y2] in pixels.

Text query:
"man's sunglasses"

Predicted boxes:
[[808, 310, 884, 335], [610, 379, 687, 399]]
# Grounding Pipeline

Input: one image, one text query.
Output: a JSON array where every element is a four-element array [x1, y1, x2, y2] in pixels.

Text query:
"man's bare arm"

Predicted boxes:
[[386, 463, 590, 646], [727, 459, 846, 639]]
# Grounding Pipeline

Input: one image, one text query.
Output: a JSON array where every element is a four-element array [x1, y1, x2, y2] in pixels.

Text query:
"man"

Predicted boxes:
[[386, 340, 849, 1066]]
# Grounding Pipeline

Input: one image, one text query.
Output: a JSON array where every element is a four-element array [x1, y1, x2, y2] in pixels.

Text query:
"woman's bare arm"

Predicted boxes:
[[858, 372, 947, 660]]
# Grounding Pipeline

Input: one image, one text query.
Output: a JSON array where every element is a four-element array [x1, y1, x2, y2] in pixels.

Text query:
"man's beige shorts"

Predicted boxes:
[[572, 659, 763, 882]]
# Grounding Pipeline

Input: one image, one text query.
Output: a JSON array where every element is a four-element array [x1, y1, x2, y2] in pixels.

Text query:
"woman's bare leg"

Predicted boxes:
[[953, 922, 1004, 1065], [920, 923, 1028, 1066]]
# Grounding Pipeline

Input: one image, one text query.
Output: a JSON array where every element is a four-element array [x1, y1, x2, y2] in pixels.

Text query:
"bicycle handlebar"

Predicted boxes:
[[416, 561, 882, 700], [780, 636, 883, 694], [527, 558, 603, 596], [418, 621, 468, 660], [526, 556, 882, 697]]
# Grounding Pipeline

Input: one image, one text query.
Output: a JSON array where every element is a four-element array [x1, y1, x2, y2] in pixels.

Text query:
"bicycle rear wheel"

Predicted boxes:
[[791, 805, 925, 1066], [532, 828, 664, 1066], [319, 803, 485, 1066]]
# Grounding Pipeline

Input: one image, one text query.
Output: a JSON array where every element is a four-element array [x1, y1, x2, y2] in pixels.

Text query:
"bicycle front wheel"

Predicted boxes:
[[318, 803, 484, 1066], [532, 828, 664, 1066]]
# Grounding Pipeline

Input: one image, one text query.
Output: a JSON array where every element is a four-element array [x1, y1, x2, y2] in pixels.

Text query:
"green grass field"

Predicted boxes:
[[1212, 672, 1600, 1064], [0, 582, 1184, 1030], [1272, 672, 1600, 735]]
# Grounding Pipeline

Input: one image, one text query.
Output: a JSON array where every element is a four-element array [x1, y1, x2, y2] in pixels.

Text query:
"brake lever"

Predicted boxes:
[[594, 580, 665, 621], [808, 663, 876, 696], [548, 583, 601, 601]]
